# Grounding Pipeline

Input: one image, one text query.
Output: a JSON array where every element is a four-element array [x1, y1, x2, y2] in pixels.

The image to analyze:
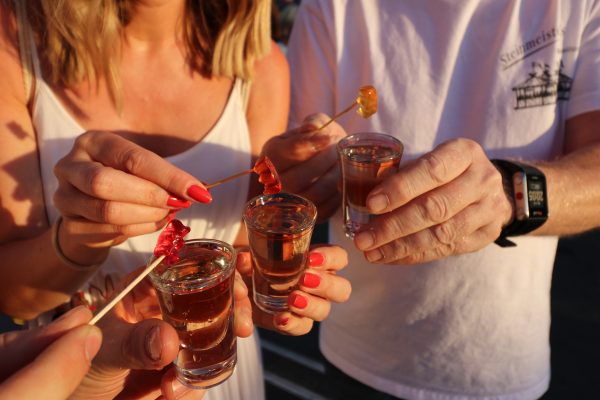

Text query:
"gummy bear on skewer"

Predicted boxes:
[[318, 85, 378, 131], [254, 156, 282, 194], [205, 155, 282, 194], [89, 218, 191, 325], [153, 219, 191, 265]]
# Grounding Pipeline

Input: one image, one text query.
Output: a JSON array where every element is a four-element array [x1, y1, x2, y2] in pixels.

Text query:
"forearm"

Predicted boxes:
[[0, 228, 101, 320], [533, 142, 600, 236]]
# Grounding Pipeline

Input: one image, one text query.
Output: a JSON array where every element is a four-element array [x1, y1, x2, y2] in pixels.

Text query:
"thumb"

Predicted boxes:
[[95, 317, 180, 371], [0, 324, 102, 400]]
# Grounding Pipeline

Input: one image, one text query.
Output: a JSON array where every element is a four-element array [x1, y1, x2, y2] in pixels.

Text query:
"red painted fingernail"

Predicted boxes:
[[302, 273, 321, 289], [308, 252, 324, 267], [187, 185, 212, 203], [276, 316, 289, 326], [167, 195, 191, 208], [290, 293, 308, 309]]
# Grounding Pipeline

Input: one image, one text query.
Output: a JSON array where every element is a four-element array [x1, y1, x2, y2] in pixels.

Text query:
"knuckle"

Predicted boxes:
[[403, 251, 426, 264], [53, 158, 68, 179], [121, 148, 146, 174], [115, 224, 136, 237], [420, 195, 449, 223], [378, 214, 406, 239], [98, 200, 117, 223], [387, 240, 409, 260], [432, 221, 456, 245], [437, 243, 455, 258], [87, 167, 110, 197], [421, 153, 448, 184]]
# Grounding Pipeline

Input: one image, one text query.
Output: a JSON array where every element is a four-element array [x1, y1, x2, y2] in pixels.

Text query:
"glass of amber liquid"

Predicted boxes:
[[149, 239, 236, 389], [243, 192, 317, 314], [337, 132, 404, 238]]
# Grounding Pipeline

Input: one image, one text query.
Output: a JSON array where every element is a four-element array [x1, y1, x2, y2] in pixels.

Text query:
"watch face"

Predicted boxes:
[[512, 172, 547, 220], [526, 174, 548, 218]]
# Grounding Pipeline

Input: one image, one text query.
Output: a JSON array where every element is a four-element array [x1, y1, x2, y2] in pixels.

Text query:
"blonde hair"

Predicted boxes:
[[22, 0, 271, 106]]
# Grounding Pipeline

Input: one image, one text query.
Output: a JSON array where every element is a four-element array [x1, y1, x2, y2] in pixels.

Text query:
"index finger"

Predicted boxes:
[[366, 139, 473, 214], [77, 131, 210, 203]]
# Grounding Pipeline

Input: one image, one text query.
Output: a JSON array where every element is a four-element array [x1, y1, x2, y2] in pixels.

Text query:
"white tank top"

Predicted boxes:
[[29, 45, 264, 400]]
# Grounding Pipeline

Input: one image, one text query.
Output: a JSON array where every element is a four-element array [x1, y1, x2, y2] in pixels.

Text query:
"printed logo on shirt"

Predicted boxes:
[[511, 61, 573, 109], [500, 27, 574, 110]]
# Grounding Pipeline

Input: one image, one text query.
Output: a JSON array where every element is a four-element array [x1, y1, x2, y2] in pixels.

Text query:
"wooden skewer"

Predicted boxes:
[[204, 168, 254, 189], [317, 102, 357, 131], [89, 254, 166, 325]]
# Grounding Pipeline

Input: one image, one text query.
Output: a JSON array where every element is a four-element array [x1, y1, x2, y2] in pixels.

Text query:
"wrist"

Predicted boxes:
[[495, 162, 516, 228], [52, 217, 108, 270]]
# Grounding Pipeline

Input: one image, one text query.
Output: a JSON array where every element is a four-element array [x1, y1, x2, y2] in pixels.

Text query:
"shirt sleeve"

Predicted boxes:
[[286, 0, 337, 128], [567, 0, 600, 118]]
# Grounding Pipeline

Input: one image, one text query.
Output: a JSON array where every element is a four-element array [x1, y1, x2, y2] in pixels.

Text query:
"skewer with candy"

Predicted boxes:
[[318, 85, 378, 131], [89, 219, 191, 325], [205, 155, 282, 194]]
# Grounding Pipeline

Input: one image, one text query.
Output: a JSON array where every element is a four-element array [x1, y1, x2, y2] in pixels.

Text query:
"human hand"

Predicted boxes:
[[354, 138, 513, 264], [53, 131, 212, 265], [0, 306, 102, 400], [237, 245, 351, 335], [71, 267, 252, 400], [262, 114, 346, 221]]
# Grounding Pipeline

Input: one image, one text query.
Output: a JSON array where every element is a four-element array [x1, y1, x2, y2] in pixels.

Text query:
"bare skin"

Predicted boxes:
[[0, 0, 352, 397]]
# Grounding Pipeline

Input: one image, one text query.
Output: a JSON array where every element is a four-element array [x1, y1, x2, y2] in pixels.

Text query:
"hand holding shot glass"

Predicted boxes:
[[149, 238, 238, 389], [338, 132, 404, 238]]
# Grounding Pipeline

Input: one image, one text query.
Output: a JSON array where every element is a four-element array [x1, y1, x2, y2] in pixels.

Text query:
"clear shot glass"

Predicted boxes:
[[243, 192, 317, 314], [149, 239, 237, 389], [337, 132, 404, 238]]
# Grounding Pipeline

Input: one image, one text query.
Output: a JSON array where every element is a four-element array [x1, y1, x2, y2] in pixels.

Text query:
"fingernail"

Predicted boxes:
[[145, 326, 162, 361], [276, 316, 289, 326], [366, 249, 383, 263], [187, 185, 212, 203], [167, 195, 191, 208], [290, 293, 308, 309], [302, 272, 321, 289], [355, 231, 374, 250], [84, 326, 102, 363], [308, 252, 324, 267], [367, 193, 388, 213]]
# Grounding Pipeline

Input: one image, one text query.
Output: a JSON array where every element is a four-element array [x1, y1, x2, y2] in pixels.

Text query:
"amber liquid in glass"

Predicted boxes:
[[246, 203, 312, 313], [341, 144, 401, 237], [154, 250, 235, 388]]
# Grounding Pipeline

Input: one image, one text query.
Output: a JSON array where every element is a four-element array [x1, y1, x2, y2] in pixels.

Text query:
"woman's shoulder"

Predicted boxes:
[[250, 40, 290, 111]]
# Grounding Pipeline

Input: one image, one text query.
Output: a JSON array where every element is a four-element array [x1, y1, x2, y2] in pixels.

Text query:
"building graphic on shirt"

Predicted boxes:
[[512, 61, 573, 109]]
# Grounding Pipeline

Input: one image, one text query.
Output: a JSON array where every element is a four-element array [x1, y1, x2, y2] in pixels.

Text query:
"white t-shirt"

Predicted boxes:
[[287, 1, 600, 399]]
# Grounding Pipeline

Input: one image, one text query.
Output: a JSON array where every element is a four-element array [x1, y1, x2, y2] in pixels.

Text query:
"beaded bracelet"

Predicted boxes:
[[51, 216, 102, 271]]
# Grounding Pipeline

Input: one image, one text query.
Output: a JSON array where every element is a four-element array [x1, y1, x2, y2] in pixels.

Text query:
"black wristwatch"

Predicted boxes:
[[491, 159, 549, 247]]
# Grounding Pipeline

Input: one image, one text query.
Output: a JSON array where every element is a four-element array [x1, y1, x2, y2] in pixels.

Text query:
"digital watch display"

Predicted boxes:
[[491, 159, 549, 247]]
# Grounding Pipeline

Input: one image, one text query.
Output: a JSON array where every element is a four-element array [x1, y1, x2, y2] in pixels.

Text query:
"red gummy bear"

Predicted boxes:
[[153, 219, 191, 265], [254, 156, 282, 194]]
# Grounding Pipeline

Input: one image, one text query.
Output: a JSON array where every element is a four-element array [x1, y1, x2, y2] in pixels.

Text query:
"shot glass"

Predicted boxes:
[[337, 132, 404, 238], [243, 192, 317, 314], [149, 239, 237, 389]]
